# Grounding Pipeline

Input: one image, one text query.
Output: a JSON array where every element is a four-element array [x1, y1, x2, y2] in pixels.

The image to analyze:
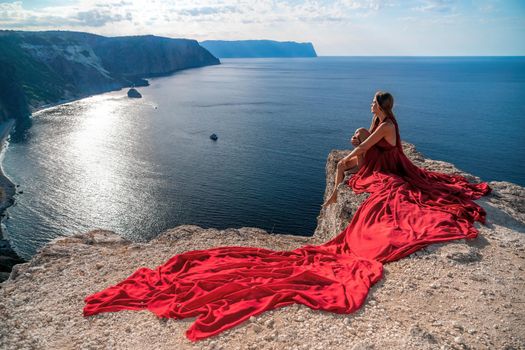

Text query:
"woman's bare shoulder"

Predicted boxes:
[[378, 120, 395, 130]]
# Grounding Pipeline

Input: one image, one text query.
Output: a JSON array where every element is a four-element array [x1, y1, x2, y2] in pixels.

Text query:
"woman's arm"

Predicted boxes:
[[351, 116, 377, 147], [345, 122, 394, 160]]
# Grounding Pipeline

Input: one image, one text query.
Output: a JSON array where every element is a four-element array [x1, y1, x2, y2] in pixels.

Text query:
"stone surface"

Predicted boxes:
[[127, 88, 142, 98], [0, 143, 524, 350]]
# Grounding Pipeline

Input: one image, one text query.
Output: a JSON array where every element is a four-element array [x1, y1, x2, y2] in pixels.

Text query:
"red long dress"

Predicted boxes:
[[83, 115, 491, 341]]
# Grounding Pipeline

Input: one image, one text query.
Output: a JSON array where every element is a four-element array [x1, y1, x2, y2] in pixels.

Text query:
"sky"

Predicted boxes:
[[0, 0, 524, 55]]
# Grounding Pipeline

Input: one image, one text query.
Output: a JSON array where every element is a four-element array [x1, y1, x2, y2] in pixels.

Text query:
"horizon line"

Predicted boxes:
[[222, 55, 525, 58], [317, 55, 525, 57]]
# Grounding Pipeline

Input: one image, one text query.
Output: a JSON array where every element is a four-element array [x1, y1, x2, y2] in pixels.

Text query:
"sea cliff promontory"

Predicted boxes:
[[200, 40, 317, 58], [0, 30, 220, 130], [0, 142, 523, 349]]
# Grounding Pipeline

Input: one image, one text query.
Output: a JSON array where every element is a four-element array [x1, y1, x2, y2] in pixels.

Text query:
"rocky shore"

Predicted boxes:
[[0, 142, 524, 349], [0, 119, 25, 282]]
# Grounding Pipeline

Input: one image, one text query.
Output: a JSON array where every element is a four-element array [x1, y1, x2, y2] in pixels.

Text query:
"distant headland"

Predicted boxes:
[[0, 30, 221, 134], [200, 40, 317, 58]]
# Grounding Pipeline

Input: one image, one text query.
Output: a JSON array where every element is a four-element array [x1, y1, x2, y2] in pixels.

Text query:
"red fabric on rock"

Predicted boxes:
[[83, 115, 491, 341]]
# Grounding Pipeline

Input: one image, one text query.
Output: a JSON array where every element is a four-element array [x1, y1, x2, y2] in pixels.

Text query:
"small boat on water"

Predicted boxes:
[[210, 133, 218, 141]]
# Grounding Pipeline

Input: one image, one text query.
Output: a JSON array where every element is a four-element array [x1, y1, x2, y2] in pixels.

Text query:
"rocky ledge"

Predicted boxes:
[[0, 142, 524, 350]]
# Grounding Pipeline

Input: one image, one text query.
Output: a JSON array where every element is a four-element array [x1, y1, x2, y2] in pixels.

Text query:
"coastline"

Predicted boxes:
[[0, 118, 17, 231], [26, 61, 223, 116], [28, 85, 138, 116], [0, 118, 25, 283]]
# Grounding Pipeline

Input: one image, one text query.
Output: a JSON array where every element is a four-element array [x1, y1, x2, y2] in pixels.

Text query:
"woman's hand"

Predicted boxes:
[[351, 135, 360, 147]]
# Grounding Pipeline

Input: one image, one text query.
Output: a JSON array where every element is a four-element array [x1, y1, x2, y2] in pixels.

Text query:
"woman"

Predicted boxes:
[[84, 92, 491, 342], [322, 91, 397, 207]]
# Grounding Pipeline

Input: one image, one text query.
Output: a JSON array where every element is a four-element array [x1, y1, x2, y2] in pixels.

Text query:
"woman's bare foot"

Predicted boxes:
[[322, 190, 338, 208]]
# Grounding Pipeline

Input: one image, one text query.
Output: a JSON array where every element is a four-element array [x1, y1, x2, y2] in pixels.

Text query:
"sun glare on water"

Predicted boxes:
[[67, 95, 130, 222]]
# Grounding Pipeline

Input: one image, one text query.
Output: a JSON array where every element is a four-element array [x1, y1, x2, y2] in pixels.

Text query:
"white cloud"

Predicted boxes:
[[413, 0, 457, 14], [0, 1, 133, 27], [0, 0, 387, 29]]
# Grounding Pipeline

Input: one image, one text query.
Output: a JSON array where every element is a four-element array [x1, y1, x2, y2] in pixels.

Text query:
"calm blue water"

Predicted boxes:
[[3, 57, 525, 260]]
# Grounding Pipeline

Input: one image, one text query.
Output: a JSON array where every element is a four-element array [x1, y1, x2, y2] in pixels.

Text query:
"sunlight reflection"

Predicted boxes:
[[67, 95, 127, 226], [73, 97, 116, 154]]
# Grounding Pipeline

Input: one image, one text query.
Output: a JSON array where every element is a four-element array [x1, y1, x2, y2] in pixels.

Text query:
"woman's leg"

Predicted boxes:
[[354, 128, 371, 169], [322, 128, 371, 207], [322, 156, 358, 207]]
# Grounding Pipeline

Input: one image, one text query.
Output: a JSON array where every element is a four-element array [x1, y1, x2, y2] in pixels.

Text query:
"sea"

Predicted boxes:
[[3, 57, 524, 260]]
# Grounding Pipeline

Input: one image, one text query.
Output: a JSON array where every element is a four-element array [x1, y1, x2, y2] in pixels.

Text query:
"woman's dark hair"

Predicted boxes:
[[375, 91, 395, 119], [374, 91, 402, 150]]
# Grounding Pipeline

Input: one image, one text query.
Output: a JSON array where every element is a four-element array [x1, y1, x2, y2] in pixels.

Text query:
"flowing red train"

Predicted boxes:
[[83, 115, 491, 341]]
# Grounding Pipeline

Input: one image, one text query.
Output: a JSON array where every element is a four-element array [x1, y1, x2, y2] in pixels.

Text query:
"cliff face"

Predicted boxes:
[[0, 30, 220, 127], [92, 35, 220, 77], [200, 40, 317, 58], [0, 60, 30, 124], [0, 143, 524, 349]]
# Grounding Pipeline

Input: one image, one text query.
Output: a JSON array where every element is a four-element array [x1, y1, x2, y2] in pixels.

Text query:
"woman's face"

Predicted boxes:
[[371, 98, 381, 115]]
